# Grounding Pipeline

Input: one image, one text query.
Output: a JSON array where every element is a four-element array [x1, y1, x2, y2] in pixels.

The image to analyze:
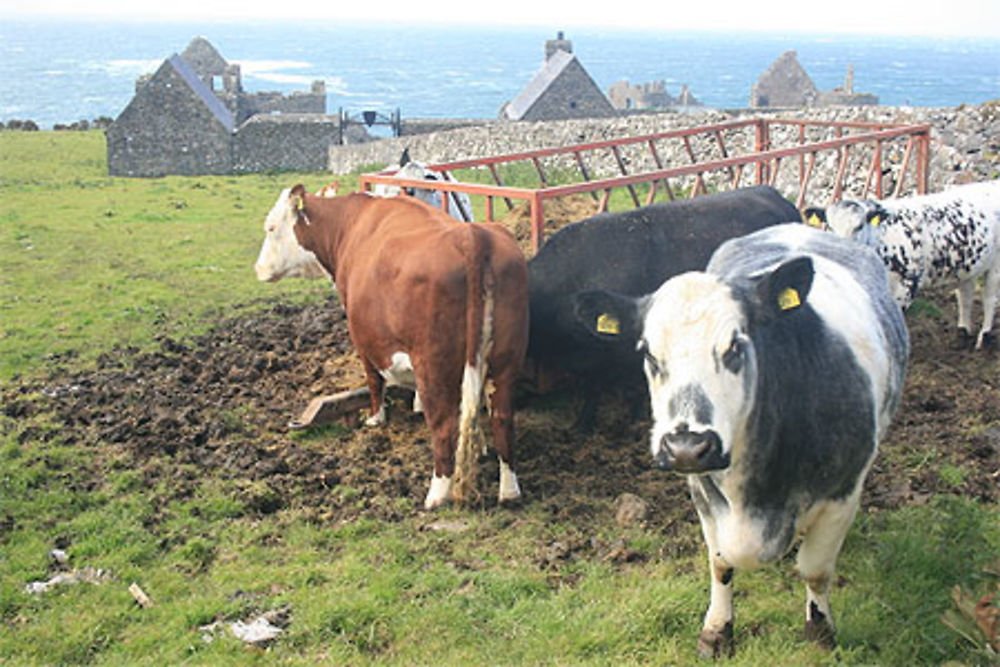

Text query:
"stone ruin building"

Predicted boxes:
[[607, 79, 703, 111], [106, 37, 342, 177], [499, 32, 616, 121], [750, 50, 878, 108]]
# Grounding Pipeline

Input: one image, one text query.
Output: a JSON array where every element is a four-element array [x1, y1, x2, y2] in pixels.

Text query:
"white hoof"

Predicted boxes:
[[364, 406, 386, 427], [424, 475, 453, 510], [498, 462, 522, 503]]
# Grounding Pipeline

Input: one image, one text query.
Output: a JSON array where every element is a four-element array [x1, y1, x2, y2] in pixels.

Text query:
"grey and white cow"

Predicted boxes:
[[805, 179, 1000, 349], [574, 223, 908, 657], [373, 149, 474, 222]]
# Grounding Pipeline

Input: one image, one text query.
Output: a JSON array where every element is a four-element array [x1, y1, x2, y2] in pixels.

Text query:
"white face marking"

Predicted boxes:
[[643, 272, 756, 469], [824, 201, 879, 243], [254, 188, 328, 282]]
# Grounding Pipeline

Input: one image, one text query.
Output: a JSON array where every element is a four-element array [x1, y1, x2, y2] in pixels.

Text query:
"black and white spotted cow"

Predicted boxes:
[[804, 180, 1000, 349], [373, 149, 474, 222], [573, 223, 909, 656]]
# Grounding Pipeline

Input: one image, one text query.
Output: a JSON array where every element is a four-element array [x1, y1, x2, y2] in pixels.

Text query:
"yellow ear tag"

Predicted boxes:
[[596, 313, 620, 335], [869, 214, 880, 226], [777, 287, 801, 311], [807, 213, 823, 228], [296, 196, 305, 212]]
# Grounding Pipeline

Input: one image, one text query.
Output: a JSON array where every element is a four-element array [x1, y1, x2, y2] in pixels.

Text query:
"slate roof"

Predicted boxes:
[[167, 54, 235, 132], [504, 49, 575, 120]]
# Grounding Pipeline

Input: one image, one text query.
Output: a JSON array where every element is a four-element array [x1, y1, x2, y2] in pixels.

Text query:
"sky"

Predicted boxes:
[[2, 0, 1000, 37]]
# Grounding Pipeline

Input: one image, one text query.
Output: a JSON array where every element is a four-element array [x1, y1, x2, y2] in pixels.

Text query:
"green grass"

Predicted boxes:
[[1, 131, 998, 664], [0, 131, 335, 381]]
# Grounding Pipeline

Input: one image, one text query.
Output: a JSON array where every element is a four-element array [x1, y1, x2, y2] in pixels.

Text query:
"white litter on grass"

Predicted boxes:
[[230, 616, 284, 644], [200, 609, 289, 646], [24, 567, 111, 594]]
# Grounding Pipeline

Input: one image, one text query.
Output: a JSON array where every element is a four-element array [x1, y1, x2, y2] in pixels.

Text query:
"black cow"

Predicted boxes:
[[526, 185, 801, 430]]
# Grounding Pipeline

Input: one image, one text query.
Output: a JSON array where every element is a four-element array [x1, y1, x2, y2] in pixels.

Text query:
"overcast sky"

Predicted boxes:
[[2, 0, 1000, 37]]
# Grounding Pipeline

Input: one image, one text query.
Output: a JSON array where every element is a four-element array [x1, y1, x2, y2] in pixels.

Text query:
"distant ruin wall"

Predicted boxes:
[[233, 115, 341, 174], [399, 118, 487, 136]]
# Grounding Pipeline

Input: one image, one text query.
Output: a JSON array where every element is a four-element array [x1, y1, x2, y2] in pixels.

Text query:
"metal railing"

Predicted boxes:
[[359, 117, 932, 253]]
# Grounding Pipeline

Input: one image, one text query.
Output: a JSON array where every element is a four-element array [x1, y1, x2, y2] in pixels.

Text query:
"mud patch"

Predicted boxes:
[[2, 287, 997, 536]]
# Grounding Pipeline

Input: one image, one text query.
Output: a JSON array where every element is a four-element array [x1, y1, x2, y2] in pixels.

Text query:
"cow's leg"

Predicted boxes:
[[693, 505, 734, 658], [412, 390, 424, 414], [423, 406, 457, 510], [795, 500, 858, 649], [975, 267, 999, 349], [955, 278, 976, 347], [361, 358, 387, 427], [416, 376, 460, 510], [573, 384, 601, 433], [489, 374, 521, 504], [698, 553, 735, 658]]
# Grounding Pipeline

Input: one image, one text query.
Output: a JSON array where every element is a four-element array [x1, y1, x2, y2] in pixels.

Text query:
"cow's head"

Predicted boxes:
[[573, 257, 814, 475], [254, 185, 328, 282], [804, 200, 887, 246]]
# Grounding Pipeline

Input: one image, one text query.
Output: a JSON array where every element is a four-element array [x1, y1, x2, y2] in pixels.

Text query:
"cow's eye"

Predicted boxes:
[[722, 335, 745, 374]]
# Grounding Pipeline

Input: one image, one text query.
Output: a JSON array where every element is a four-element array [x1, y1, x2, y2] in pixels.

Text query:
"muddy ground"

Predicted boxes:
[[2, 284, 998, 543]]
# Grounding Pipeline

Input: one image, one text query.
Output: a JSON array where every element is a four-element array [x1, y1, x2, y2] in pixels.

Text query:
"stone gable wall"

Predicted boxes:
[[522, 60, 616, 122], [106, 66, 232, 177]]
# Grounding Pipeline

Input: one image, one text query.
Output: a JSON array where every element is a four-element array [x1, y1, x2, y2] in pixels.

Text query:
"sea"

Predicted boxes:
[[2, 19, 999, 130]]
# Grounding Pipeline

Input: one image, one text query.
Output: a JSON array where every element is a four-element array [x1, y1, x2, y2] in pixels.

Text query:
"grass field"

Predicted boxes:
[[1, 130, 998, 665]]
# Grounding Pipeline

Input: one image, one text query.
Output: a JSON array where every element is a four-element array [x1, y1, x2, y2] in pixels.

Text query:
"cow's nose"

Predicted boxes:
[[657, 427, 727, 473]]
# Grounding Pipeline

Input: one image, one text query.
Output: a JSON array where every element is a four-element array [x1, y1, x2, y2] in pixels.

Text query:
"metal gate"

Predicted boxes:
[[360, 117, 932, 252]]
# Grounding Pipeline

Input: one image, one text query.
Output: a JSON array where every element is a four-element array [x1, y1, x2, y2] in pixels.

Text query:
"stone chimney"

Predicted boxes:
[[545, 31, 572, 61]]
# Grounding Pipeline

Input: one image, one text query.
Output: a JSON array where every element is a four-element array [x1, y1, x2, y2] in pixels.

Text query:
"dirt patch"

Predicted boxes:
[[2, 287, 997, 536]]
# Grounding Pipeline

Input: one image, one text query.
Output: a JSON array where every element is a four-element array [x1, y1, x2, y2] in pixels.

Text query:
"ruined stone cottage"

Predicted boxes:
[[607, 79, 703, 111], [499, 32, 616, 121], [750, 50, 878, 108], [106, 37, 340, 177]]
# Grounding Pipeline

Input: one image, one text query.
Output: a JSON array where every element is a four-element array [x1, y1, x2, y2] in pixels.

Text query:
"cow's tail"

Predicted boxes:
[[453, 227, 494, 503]]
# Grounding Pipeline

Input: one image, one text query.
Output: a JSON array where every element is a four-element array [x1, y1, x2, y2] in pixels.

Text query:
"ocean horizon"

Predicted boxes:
[[2, 19, 999, 129]]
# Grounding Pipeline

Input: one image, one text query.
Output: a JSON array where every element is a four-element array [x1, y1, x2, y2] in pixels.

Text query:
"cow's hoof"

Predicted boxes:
[[804, 617, 836, 649], [697, 622, 734, 659], [976, 330, 996, 351], [498, 490, 523, 507], [955, 328, 975, 351], [364, 411, 386, 427]]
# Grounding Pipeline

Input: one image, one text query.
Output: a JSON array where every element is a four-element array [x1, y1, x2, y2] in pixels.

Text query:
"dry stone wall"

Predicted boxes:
[[329, 104, 1000, 203]]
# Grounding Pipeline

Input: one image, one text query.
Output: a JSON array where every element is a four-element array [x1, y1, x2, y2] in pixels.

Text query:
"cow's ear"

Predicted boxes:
[[571, 289, 644, 346], [289, 184, 308, 220], [754, 256, 814, 321], [399, 147, 411, 167], [802, 207, 826, 229]]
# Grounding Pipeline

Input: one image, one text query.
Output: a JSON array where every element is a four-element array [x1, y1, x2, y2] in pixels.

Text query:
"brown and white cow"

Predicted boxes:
[[255, 186, 529, 510]]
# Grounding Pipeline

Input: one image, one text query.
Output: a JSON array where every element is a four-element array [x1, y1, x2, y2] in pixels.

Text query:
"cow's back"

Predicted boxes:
[[528, 186, 800, 374]]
